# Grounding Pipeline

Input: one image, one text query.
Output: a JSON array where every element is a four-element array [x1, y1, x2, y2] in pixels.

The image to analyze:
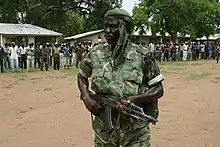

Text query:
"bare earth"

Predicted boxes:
[[0, 61, 220, 147]]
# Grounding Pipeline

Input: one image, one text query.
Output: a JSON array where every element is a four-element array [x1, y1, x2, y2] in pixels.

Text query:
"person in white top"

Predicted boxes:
[[149, 42, 155, 57], [9, 42, 19, 72], [182, 43, 188, 61], [18, 44, 27, 69], [25, 43, 35, 72], [200, 43, 205, 60]]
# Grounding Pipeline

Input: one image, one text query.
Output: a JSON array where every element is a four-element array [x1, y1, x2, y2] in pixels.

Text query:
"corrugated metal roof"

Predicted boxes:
[[0, 23, 62, 36], [196, 34, 220, 41], [65, 29, 104, 40]]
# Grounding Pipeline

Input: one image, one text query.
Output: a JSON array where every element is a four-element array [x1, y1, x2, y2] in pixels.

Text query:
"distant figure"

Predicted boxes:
[[53, 42, 61, 70], [34, 43, 41, 69], [4, 43, 11, 69], [62, 43, 70, 69], [41, 43, 51, 71], [0, 46, 5, 73], [183, 43, 188, 61], [9, 42, 19, 72], [75, 42, 84, 68], [26, 43, 35, 72], [216, 44, 220, 63]]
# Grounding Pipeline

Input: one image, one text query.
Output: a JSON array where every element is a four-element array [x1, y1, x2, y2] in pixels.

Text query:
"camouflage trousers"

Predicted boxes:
[[92, 114, 151, 147]]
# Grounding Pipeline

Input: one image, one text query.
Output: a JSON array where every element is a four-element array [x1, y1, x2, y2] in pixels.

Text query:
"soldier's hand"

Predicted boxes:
[[81, 94, 101, 116], [116, 100, 131, 114]]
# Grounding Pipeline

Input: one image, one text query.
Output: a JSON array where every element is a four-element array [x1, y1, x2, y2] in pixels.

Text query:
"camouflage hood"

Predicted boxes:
[[104, 9, 133, 65]]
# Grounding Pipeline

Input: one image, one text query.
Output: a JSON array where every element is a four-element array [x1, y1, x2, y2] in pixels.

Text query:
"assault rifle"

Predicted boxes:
[[92, 93, 158, 131]]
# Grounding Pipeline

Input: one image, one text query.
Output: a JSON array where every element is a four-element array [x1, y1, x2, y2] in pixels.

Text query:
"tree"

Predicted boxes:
[[0, 0, 123, 37], [133, 0, 220, 41]]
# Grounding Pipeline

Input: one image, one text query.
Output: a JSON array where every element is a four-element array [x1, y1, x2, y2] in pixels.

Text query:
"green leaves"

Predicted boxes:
[[0, 0, 122, 37], [133, 0, 220, 40]]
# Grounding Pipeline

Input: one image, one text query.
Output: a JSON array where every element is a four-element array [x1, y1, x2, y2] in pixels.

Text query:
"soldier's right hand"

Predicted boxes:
[[81, 94, 101, 116]]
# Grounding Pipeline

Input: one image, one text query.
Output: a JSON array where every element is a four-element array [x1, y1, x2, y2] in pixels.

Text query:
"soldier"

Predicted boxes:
[[75, 42, 84, 68], [26, 43, 35, 72], [77, 9, 164, 147], [53, 42, 61, 70], [34, 43, 41, 69], [40, 43, 50, 71], [216, 43, 220, 63], [0, 46, 5, 73]]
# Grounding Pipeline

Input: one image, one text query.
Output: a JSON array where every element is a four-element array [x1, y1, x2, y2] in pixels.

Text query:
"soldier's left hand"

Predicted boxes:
[[115, 100, 131, 114]]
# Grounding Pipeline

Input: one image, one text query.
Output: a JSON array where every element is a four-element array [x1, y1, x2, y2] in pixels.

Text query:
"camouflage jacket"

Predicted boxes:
[[41, 47, 51, 57], [79, 41, 164, 117]]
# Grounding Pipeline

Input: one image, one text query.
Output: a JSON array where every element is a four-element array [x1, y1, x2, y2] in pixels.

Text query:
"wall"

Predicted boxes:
[[0, 35, 6, 46], [69, 32, 107, 46], [28, 36, 35, 44]]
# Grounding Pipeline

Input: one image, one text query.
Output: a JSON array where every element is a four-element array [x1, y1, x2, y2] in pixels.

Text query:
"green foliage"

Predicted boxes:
[[133, 0, 220, 40], [0, 0, 122, 37]]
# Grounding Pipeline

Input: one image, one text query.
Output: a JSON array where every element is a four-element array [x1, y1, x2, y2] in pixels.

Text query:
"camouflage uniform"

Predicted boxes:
[[79, 41, 164, 147], [41, 46, 51, 71]]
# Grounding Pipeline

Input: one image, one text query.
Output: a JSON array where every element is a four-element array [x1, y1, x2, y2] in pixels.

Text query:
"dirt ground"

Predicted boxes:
[[0, 61, 220, 147]]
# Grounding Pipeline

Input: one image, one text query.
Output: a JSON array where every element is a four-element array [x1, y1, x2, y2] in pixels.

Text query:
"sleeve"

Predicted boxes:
[[143, 56, 165, 87], [79, 51, 93, 78]]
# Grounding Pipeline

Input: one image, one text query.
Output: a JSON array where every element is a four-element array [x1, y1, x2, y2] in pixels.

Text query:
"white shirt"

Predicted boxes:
[[149, 43, 155, 52], [19, 47, 26, 55], [9, 46, 18, 59], [183, 44, 188, 51], [201, 44, 205, 52], [25, 46, 35, 57]]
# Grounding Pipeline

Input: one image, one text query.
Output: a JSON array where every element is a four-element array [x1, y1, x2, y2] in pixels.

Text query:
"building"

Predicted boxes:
[[64, 29, 106, 46], [0, 23, 62, 46], [196, 34, 220, 43], [133, 29, 191, 46]]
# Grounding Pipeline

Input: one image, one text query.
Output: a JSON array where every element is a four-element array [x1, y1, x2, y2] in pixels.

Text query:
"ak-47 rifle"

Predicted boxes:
[[92, 93, 158, 131]]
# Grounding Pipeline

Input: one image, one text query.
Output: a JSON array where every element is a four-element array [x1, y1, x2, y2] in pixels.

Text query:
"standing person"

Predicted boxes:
[[68, 45, 74, 67], [149, 42, 155, 58], [75, 42, 84, 68], [191, 42, 197, 61], [155, 43, 161, 62], [19, 44, 27, 69], [77, 9, 164, 147], [26, 43, 35, 72], [0, 46, 5, 73], [4, 43, 11, 69], [53, 42, 61, 70], [63, 43, 70, 69], [178, 43, 183, 61], [196, 42, 200, 60], [216, 44, 220, 63], [164, 43, 169, 62], [40, 43, 50, 71], [182, 42, 188, 61], [201, 43, 205, 60], [9, 42, 19, 72], [48, 43, 53, 67], [34, 43, 41, 69]]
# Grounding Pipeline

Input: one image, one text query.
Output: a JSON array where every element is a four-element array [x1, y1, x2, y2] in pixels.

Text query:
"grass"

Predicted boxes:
[[159, 61, 187, 74], [187, 73, 211, 80], [215, 77, 220, 81]]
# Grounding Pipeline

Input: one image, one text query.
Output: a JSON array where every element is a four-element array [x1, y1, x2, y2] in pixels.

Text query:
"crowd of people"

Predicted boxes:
[[0, 41, 96, 73], [147, 41, 220, 63], [1, 40, 219, 73]]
